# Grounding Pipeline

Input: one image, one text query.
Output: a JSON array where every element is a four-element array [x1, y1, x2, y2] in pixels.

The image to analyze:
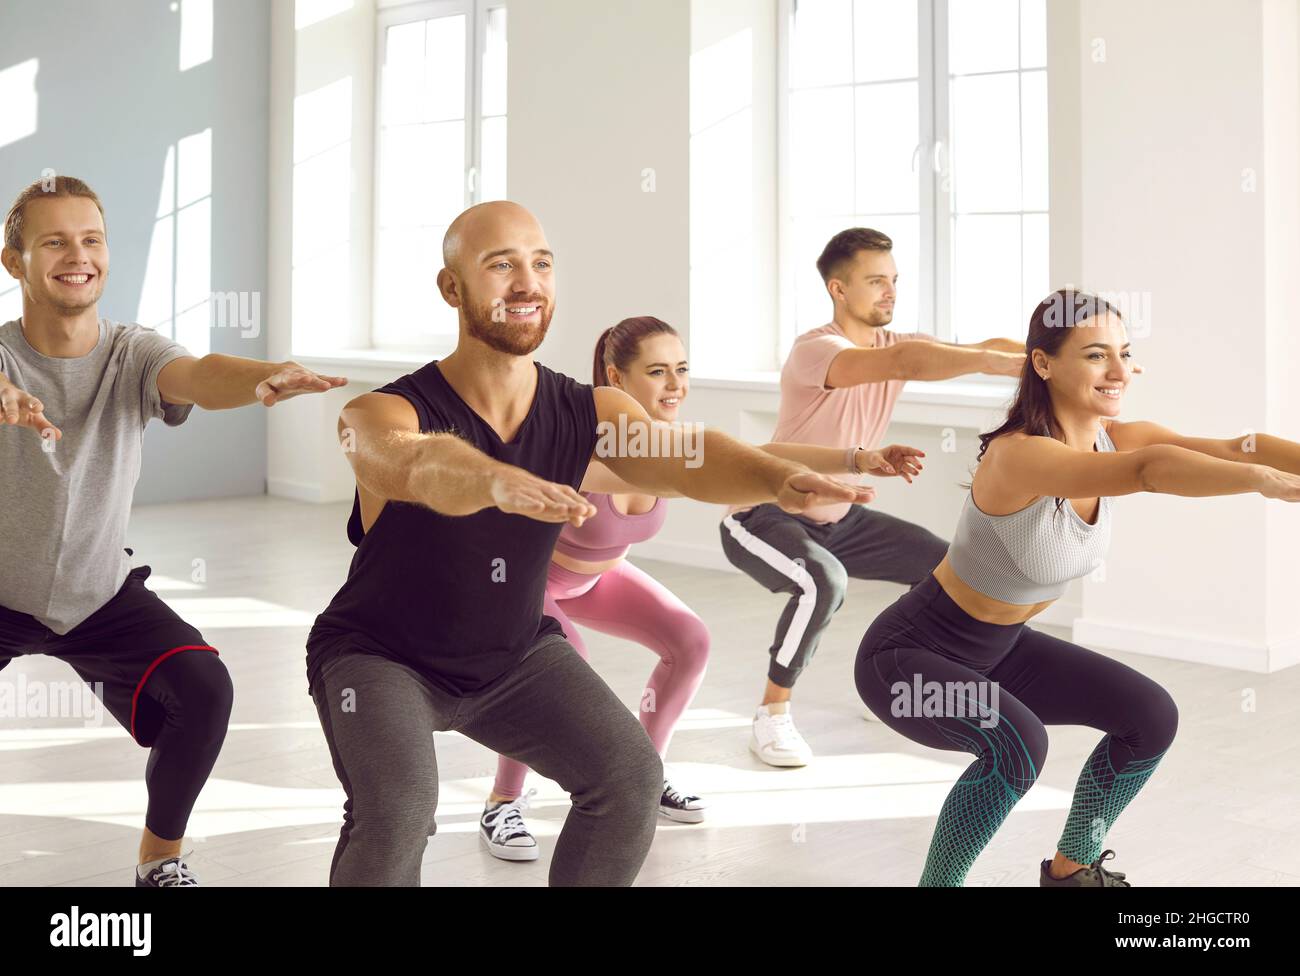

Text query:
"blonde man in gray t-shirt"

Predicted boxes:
[[0, 176, 346, 886]]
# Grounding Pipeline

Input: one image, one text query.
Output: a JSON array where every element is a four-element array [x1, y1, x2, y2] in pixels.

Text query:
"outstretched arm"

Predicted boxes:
[[591, 386, 872, 513], [340, 392, 596, 523], [825, 342, 1023, 388], [990, 433, 1300, 502], [156, 355, 348, 410], [1108, 420, 1300, 476], [579, 441, 923, 495], [968, 337, 1025, 354]]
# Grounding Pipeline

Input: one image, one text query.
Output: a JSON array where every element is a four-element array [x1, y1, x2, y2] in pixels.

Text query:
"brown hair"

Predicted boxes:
[[964, 289, 1126, 512], [4, 176, 106, 252], [816, 227, 893, 284], [592, 316, 680, 387]]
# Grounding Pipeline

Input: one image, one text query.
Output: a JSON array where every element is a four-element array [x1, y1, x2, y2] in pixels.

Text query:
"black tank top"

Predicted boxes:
[[306, 359, 599, 696]]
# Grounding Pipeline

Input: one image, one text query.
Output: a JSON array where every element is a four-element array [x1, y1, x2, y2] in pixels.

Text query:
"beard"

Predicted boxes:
[[866, 304, 893, 327], [39, 277, 104, 316], [464, 294, 553, 356]]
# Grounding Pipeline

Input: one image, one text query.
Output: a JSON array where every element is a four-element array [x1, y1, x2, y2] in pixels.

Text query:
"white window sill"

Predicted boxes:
[[691, 372, 1016, 407], [293, 347, 447, 384], [689, 373, 1015, 431]]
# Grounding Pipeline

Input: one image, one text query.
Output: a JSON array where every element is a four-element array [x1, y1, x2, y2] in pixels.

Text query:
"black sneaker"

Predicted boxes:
[[1040, 849, 1130, 887], [659, 779, 706, 823], [135, 856, 200, 887], [479, 788, 540, 862]]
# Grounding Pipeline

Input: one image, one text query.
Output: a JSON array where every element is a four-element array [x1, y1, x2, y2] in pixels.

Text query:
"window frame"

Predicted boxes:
[[370, 0, 504, 354], [771, 0, 1045, 374]]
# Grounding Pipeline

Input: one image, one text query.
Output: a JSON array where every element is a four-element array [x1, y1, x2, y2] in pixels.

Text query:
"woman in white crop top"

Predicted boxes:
[[855, 289, 1300, 887]]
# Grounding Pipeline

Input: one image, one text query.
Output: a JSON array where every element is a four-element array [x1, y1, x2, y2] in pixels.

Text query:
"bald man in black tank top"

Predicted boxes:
[[305, 201, 871, 886]]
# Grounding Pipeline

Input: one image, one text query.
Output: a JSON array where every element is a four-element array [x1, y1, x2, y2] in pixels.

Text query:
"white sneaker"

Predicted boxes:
[[479, 788, 540, 862], [750, 704, 813, 767]]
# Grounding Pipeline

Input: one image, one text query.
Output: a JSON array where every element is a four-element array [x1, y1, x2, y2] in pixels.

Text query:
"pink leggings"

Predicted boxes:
[[493, 558, 710, 799]]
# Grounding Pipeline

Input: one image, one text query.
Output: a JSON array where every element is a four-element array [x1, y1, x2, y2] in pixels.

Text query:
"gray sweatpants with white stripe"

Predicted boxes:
[[719, 503, 948, 688]]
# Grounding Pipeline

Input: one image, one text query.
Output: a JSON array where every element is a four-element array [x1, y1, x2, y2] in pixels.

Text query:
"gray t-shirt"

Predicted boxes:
[[0, 317, 194, 634]]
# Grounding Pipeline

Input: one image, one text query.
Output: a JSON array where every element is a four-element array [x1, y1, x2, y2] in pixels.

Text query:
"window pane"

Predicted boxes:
[[374, 227, 454, 345], [374, 228, 444, 348], [1021, 70, 1047, 211], [790, 0, 853, 89], [791, 215, 855, 333], [1021, 0, 1047, 69], [378, 121, 465, 228], [294, 77, 351, 163], [385, 19, 424, 65], [856, 214, 919, 333], [425, 15, 466, 123], [691, 238, 764, 375], [948, 0, 1018, 75], [691, 108, 753, 258], [789, 87, 855, 216], [1021, 212, 1049, 326], [854, 80, 919, 214], [950, 72, 1019, 212], [853, 0, 918, 81], [691, 28, 752, 134], [952, 214, 1020, 344], [480, 115, 507, 203], [293, 142, 351, 266], [481, 6, 507, 117], [382, 22, 425, 127], [293, 243, 351, 353]]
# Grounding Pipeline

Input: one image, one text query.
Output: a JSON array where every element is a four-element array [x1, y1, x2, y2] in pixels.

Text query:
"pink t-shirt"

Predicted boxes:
[[729, 321, 940, 525]]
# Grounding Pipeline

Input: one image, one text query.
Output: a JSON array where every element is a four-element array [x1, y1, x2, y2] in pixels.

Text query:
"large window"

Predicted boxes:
[[371, 0, 506, 351], [689, 0, 1047, 376]]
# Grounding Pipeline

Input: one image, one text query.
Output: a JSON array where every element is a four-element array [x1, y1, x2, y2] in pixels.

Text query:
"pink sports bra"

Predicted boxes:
[[552, 492, 667, 562]]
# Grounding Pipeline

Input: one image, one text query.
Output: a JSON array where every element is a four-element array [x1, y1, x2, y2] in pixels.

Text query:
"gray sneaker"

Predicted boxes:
[[1040, 849, 1130, 887]]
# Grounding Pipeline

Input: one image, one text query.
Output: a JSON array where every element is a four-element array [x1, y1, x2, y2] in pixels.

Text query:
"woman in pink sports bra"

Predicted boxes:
[[478, 316, 928, 862]]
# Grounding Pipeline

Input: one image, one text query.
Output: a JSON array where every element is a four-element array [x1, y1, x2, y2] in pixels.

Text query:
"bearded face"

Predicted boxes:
[[462, 283, 553, 356]]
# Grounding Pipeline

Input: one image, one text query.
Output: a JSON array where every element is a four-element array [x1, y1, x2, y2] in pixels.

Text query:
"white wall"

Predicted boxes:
[[1072, 0, 1300, 672]]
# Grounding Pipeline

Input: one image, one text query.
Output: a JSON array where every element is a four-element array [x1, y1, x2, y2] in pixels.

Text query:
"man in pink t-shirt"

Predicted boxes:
[[719, 227, 1025, 766]]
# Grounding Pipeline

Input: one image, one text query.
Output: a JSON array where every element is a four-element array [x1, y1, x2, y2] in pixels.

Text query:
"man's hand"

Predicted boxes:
[[254, 362, 348, 406], [0, 379, 62, 440], [859, 444, 925, 482], [775, 471, 875, 515], [489, 465, 599, 526]]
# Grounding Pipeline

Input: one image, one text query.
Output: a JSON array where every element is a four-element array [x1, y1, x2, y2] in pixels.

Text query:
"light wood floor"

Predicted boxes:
[[2, 496, 1297, 886]]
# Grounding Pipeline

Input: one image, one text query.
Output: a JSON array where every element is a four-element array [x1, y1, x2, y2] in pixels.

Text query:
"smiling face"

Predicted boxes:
[[607, 331, 688, 422], [440, 201, 555, 356], [2, 195, 108, 315], [1036, 312, 1131, 419], [828, 248, 898, 329]]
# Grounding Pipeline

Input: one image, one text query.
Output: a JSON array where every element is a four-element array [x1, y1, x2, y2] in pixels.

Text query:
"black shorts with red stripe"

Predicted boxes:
[[0, 564, 218, 747]]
